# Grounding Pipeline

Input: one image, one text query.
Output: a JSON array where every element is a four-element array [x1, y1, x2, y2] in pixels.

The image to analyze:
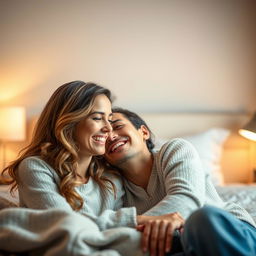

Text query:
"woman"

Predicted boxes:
[[1, 81, 184, 255], [2, 81, 139, 230]]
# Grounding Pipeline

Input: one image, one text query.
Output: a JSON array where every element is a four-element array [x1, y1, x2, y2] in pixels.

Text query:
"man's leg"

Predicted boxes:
[[181, 206, 256, 256]]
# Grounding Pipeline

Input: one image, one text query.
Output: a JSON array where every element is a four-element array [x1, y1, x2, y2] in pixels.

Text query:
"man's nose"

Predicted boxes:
[[108, 131, 117, 141]]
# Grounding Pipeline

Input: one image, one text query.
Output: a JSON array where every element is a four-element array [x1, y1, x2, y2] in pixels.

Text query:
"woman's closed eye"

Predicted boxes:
[[92, 117, 102, 121], [92, 116, 112, 124]]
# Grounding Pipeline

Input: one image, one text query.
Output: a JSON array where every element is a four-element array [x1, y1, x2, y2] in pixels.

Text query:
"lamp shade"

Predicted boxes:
[[0, 107, 26, 141], [239, 113, 256, 142]]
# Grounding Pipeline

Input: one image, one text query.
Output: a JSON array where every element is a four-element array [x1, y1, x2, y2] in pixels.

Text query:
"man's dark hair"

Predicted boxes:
[[112, 107, 155, 152]]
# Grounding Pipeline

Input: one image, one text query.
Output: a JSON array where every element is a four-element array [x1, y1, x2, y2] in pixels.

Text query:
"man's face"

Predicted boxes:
[[104, 113, 149, 166]]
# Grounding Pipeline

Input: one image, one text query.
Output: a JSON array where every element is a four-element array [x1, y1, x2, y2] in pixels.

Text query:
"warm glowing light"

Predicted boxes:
[[239, 113, 256, 142], [239, 129, 256, 142], [0, 107, 26, 141], [0, 77, 37, 102]]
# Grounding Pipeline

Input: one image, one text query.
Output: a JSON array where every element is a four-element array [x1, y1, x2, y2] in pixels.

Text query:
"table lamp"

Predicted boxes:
[[239, 112, 256, 182], [0, 106, 26, 169], [239, 113, 256, 142]]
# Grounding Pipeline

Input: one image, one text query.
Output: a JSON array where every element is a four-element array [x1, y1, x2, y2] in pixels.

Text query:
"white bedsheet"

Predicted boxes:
[[216, 184, 256, 222]]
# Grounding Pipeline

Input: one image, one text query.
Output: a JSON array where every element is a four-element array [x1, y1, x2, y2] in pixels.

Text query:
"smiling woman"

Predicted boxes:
[[0, 81, 139, 230], [74, 95, 112, 158]]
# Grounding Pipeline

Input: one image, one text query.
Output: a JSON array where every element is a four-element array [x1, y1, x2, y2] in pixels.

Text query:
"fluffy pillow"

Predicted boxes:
[[154, 128, 230, 186]]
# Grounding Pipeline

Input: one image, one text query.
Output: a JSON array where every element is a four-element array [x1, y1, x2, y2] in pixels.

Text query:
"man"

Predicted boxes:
[[104, 107, 256, 256]]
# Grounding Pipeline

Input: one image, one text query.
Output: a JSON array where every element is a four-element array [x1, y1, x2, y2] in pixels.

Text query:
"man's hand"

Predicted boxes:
[[136, 212, 184, 256]]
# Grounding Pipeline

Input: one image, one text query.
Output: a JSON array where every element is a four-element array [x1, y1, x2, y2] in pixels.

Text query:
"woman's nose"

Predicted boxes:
[[102, 120, 113, 133]]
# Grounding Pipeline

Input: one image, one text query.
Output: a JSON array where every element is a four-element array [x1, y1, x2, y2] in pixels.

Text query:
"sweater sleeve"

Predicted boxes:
[[88, 207, 137, 231], [18, 157, 137, 230], [144, 139, 206, 219], [18, 157, 73, 211]]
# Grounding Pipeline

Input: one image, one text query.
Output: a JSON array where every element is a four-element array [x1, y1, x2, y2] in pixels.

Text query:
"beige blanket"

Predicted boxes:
[[0, 208, 146, 256]]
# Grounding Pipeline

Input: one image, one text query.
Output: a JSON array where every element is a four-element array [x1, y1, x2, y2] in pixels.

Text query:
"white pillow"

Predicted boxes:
[[154, 128, 230, 186]]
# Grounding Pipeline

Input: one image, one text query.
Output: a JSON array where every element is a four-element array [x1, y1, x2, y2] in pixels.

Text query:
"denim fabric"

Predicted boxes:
[[182, 206, 256, 256]]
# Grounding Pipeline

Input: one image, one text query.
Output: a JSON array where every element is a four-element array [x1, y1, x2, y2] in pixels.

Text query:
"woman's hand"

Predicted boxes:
[[136, 212, 184, 256]]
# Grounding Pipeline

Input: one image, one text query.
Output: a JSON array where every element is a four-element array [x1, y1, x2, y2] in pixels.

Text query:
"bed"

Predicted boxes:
[[216, 183, 256, 222], [0, 111, 256, 255], [139, 111, 256, 223]]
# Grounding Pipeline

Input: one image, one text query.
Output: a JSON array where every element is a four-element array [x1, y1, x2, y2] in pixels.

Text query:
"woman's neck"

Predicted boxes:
[[76, 155, 92, 183]]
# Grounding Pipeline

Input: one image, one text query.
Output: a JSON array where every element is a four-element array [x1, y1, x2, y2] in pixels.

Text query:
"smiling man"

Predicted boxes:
[[104, 107, 256, 256]]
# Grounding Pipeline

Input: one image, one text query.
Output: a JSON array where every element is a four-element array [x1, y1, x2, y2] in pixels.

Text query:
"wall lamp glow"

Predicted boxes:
[[0, 106, 26, 168]]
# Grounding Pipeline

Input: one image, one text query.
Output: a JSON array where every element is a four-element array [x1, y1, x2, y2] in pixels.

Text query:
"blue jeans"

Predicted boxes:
[[181, 206, 256, 256]]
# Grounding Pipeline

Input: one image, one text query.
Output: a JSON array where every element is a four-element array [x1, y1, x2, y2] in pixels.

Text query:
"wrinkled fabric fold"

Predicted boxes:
[[0, 208, 145, 256]]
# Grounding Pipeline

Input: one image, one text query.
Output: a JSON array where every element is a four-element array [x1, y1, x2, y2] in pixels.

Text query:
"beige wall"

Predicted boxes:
[[0, 0, 256, 179], [1, 0, 256, 114]]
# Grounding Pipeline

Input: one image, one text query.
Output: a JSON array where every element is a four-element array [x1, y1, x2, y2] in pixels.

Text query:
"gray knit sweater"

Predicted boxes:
[[17, 156, 137, 230], [123, 138, 256, 227]]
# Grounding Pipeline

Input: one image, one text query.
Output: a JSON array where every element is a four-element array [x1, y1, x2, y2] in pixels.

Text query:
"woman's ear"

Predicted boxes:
[[140, 125, 150, 140]]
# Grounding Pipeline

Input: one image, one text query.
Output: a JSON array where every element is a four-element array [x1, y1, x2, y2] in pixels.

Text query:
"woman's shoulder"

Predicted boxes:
[[103, 170, 122, 182], [103, 170, 123, 188], [19, 156, 48, 168], [18, 156, 56, 178]]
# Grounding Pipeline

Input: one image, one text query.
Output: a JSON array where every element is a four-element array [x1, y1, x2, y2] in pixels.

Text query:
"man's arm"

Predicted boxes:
[[144, 139, 206, 219]]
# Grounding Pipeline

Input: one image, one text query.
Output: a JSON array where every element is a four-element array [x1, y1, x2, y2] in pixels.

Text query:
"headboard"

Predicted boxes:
[[139, 112, 254, 184], [28, 111, 254, 184]]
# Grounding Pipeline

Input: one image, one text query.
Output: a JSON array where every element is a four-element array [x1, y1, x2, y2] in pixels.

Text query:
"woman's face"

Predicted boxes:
[[74, 94, 112, 158]]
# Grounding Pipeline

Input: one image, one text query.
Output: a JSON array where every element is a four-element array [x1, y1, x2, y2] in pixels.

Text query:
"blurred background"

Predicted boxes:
[[0, 0, 256, 170]]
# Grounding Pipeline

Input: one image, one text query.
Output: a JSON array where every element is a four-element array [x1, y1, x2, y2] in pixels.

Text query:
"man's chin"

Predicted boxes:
[[107, 158, 124, 167], [110, 153, 136, 167]]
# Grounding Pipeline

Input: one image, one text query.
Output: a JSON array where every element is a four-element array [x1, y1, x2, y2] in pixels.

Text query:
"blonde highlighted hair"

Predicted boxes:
[[1, 81, 116, 211]]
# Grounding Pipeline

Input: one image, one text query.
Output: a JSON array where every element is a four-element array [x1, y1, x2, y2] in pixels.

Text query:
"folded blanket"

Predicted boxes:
[[0, 208, 146, 256]]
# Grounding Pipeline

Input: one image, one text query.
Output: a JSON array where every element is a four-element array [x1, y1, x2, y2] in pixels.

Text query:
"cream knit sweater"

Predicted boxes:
[[17, 156, 137, 231], [123, 139, 255, 227]]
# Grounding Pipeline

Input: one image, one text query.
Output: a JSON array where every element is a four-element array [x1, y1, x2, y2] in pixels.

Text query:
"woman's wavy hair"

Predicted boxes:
[[1, 81, 116, 211], [112, 107, 155, 152]]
